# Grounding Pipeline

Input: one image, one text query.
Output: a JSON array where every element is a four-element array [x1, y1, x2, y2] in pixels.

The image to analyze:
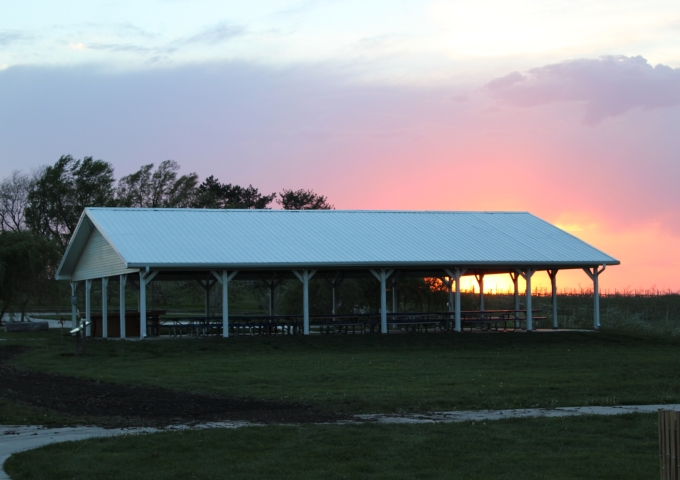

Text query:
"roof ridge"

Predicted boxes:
[[86, 208, 530, 214]]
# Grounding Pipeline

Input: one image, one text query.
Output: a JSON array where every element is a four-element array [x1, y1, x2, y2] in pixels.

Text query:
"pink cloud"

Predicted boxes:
[[1, 60, 680, 289], [486, 56, 680, 124]]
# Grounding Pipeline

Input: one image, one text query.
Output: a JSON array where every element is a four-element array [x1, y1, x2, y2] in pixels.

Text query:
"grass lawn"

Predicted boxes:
[[2, 329, 680, 414], [0, 398, 78, 426], [4, 413, 659, 480]]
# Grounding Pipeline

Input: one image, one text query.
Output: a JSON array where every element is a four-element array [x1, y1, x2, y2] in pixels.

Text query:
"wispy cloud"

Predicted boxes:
[[182, 22, 246, 45], [71, 22, 242, 62], [87, 43, 177, 56], [79, 22, 156, 39], [485, 56, 680, 124], [111, 22, 157, 39], [357, 33, 407, 50], [270, 1, 322, 18], [0, 30, 33, 47]]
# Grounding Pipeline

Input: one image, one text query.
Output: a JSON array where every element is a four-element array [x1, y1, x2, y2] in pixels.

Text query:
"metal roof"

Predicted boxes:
[[55, 208, 618, 280]]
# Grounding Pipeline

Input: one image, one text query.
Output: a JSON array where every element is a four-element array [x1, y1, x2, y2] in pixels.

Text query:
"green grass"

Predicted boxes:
[[4, 413, 659, 480], [0, 398, 78, 426], [3, 329, 680, 414]]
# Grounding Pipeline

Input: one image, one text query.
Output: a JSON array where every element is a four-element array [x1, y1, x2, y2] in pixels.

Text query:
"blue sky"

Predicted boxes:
[[3, 1, 679, 80]]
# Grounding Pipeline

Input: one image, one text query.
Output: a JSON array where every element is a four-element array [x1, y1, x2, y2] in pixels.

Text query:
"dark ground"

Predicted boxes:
[[0, 346, 346, 427]]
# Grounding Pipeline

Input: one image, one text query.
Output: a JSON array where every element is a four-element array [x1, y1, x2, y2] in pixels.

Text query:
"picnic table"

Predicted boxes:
[[312, 310, 545, 334], [151, 309, 546, 337], [459, 309, 546, 332]]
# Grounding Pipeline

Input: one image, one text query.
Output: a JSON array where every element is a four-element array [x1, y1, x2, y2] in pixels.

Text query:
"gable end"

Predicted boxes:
[[71, 228, 137, 281]]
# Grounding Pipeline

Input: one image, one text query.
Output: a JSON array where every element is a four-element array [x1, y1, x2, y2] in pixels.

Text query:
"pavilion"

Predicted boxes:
[[55, 208, 619, 338]]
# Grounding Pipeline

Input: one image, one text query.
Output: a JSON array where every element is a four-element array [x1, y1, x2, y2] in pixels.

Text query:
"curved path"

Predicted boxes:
[[2, 404, 679, 479], [357, 403, 680, 423], [0, 421, 251, 480]]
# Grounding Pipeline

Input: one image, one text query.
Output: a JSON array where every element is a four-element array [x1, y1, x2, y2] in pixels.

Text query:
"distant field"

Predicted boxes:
[[3, 329, 680, 414], [4, 413, 659, 480]]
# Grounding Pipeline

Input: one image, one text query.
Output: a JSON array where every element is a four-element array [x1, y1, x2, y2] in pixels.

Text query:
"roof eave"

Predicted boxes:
[[54, 211, 94, 280], [55, 208, 132, 280], [126, 259, 620, 270]]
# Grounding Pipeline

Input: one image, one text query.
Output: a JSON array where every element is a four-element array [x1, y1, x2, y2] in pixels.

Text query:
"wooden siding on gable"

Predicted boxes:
[[71, 228, 137, 281]]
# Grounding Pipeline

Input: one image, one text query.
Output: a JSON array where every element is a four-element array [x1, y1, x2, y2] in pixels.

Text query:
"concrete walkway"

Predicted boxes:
[[0, 426, 151, 480], [1, 314, 65, 330], [0, 421, 252, 480], [357, 403, 680, 423], [2, 404, 679, 479]]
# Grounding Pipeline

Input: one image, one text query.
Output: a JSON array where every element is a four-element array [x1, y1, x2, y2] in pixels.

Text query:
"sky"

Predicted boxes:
[[1, 0, 680, 292]]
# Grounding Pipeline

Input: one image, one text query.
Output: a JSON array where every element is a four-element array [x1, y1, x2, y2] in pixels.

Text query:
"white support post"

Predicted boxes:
[[332, 284, 337, 316], [476, 274, 485, 311], [205, 282, 210, 318], [293, 270, 317, 335], [211, 270, 238, 338], [443, 276, 454, 317], [139, 272, 146, 338], [584, 265, 606, 330], [85, 279, 92, 337], [445, 268, 467, 332], [102, 277, 109, 338], [392, 285, 398, 314], [70, 282, 78, 329], [390, 272, 401, 321], [381, 273, 387, 332], [548, 270, 558, 329], [520, 269, 535, 331], [303, 272, 310, 335], [331, 272, 342, 316], [119, 274, 127, 339], [370, 269, 394, 334], [197, 278, 217, 318], [139, 269, 159, 339], [269, 284, 274, 316], [223, 274, 229, 336], [260, 275, 281, 317], [448, 282, 454, 317], [510, 271, 520, 317]]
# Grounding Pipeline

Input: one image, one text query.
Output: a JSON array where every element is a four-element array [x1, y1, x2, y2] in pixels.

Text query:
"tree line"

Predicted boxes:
[[0, 155, 332, 321]]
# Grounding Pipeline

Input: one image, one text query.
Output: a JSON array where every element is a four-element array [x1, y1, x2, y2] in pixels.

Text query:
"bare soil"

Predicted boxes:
[[0, 346, 346, 427]]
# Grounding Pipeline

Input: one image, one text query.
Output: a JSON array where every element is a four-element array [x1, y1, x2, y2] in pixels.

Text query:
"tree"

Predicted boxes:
[[193, 175, 276, 209], [0, 231, 61, 322], [116, 160, 198, 208], [277, 189, 333, 210], [0, 170, 33, 232], [25, 155, 116, 249]]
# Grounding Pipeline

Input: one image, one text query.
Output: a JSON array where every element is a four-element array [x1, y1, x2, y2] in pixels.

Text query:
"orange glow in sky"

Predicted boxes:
[[2, 5, 678, 293]]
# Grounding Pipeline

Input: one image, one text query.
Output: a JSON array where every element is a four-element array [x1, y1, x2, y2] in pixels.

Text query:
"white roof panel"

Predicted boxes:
[[54, 209, 618, 277]]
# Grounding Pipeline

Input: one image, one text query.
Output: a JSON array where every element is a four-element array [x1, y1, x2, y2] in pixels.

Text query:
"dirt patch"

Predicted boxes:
[[0, 347, 346, 427]]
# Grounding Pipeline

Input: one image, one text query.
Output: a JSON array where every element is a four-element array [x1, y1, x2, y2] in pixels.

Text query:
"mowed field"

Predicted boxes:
[[4, 329, 680, 413], [1, 328, 678, 479]]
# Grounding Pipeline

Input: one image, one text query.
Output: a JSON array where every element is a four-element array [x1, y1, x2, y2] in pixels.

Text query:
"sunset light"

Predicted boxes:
[[1, 1, 679, 291], [2, 3, 680, 476]]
